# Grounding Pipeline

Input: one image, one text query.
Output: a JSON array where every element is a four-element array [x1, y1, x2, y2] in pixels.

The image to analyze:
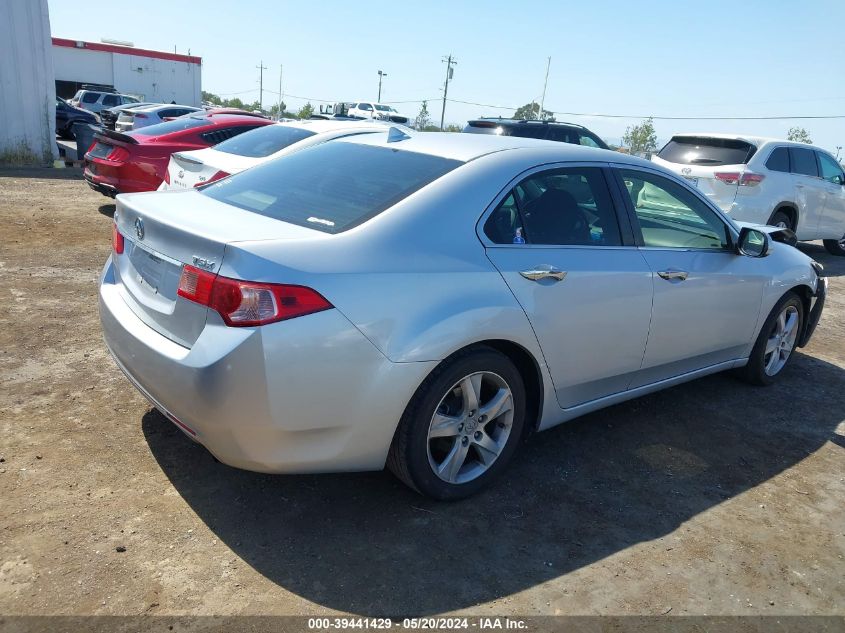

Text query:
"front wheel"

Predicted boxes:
[[769, 210, 793, 231], [736, 292, 803, 386], [823, 236, 845, 256], [387, 346, 526, 500]]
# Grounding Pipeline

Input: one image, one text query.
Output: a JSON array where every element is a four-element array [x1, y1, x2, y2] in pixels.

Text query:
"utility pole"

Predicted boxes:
[[277, 64, 284, 119], [440, 54, 457, 131], [539, 56, 551, 121], [256, 61, 267, 111], [377, 70, 387, 102]]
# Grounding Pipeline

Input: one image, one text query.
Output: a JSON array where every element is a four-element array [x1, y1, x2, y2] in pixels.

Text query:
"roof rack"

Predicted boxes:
[[472, 116, 586, 129], [80, 83, 119, 93]]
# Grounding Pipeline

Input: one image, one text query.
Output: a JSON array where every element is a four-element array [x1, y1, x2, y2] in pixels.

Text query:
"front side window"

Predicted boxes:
[[766, 147, 790, 172], [484, 167, 622, 246], [789, 148, 818, 177], [201, 142, 462, 234], [214, 124, 316, 157], [122, 96, 140, 104], [817, 152, 845, 185], [620, 169, 729, 250]]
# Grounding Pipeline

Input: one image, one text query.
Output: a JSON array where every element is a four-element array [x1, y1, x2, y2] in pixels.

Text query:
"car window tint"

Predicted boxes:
[[82, 93, 99, 104], [201, 125, 264, 145], [484, 167, 622, 246], [657, 136, 755, 165], [201, 142, 462, 234], [621, 169, 729, 250], [510, 126, 548, 140], [214, 125, 316, 157], [789, 148, 819, 177], [765, 147, 790, 172], [130, 117, 210, 136], [578, 133, 602, 148], [546, 128, 573, 143], [360, 103, 373, 111], [102, 95, 119, 106], [817, 152, 845, 185]]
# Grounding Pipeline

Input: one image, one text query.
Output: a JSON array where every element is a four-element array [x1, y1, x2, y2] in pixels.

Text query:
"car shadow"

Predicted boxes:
[[143, 351, 844, 616], [797, 242, 845, 277], [98, 203, 116, 218]]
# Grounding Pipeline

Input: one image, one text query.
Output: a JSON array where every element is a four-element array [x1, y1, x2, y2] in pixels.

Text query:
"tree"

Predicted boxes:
[[787, 127, 812, 144], [201, 90, 222, 105], [622, 117, 657, 156], [297, 102, 314, 119], [444, 124, 463, 132], [512, 102, 553, 121], [269, 101, 288, 119], [415, 101, 432, 131]]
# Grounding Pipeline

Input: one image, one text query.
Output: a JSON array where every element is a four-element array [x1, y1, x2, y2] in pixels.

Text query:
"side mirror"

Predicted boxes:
[[737, 227, 769, 257]]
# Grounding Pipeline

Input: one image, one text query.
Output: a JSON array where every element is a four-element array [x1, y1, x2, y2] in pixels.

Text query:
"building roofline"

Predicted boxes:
[[52, 37, 201, 65]]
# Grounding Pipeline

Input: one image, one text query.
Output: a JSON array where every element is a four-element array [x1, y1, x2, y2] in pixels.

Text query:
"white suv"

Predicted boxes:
[[347, 102, 410, 125], [652, 134, 845, 255], [70, 90, 141, 115]]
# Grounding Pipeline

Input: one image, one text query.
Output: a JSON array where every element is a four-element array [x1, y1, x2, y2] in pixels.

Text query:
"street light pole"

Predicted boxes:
[[378, 70, 387, 102]]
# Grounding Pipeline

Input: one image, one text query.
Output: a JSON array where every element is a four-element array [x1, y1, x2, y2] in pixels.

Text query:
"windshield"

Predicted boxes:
[[214, 125, 316, 157], [201, 141, 462, 234], [658, 136, 756, 166], [130, 116, 209, 137]]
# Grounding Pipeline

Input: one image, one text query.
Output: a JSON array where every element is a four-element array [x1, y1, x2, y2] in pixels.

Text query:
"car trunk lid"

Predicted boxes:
[[113, 191, 321, 347]]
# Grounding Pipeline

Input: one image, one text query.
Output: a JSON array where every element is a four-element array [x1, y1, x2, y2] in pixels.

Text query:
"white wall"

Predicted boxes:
[[0, 0, 57, 164], [53, 46, 202, 107]]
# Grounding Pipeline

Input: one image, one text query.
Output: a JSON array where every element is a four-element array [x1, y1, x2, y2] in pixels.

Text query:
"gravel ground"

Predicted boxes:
[[1, 168, 843, 618]]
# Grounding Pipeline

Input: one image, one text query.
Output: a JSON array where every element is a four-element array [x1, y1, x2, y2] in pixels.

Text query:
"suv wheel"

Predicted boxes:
[[769, 210, 794, 231], [387, 346, 526, 500], [823, 235, 845, 257]]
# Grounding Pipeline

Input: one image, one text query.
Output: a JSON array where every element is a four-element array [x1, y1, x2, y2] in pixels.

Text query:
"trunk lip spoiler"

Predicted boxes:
[[172, 152, 205, 166], [94, 128, 141, 145]]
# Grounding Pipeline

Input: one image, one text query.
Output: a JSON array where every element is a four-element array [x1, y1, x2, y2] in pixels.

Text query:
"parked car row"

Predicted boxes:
[[93, 110, 831, 499]]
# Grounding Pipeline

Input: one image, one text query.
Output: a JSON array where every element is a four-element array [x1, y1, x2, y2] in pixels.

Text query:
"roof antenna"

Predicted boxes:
[[387, 126, 411, 143]]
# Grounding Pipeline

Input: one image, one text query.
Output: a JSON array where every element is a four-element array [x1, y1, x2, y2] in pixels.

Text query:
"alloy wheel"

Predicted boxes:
[[764, 305, 799, 376], [426, 371, 514, 484]]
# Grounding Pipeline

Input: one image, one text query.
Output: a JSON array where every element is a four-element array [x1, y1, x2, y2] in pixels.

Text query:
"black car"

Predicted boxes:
[[55, 98, 98, 139], [463, 118, 609, 149]]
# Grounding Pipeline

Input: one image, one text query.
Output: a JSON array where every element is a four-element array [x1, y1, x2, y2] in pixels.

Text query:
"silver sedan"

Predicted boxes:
[[99, 131, 827, 499]]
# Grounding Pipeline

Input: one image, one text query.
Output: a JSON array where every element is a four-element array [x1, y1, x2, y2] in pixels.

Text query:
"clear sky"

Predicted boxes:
[[47, 0, 845, 155]]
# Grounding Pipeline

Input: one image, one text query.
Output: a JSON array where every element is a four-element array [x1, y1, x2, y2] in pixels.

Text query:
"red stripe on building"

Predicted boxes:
[[52, 37, 201, 65]]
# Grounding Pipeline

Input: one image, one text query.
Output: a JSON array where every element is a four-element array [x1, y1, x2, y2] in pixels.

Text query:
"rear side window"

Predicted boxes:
[[214, 125, 316, 157], [201, 142, 462, 234], [509, 126, 548, 140], [789, 148, 818, 177], [484, 167, 621, 246], [657, 136, 755, 166], [130, 117, 210, 136], [359, 103, 373, 111], [765, 147, 790, 172], [546, 128, 574, 143], [82, 92, 99, 104]]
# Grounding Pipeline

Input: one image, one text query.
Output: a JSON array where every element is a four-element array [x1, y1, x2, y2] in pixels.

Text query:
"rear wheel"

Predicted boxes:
[[769, 210, 793, 231], [823, 236, 845, 256], [736, 292, 803, 386], [388, 346, 526, 500]]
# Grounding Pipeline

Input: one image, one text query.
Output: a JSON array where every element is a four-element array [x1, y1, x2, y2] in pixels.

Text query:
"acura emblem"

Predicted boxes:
[[135, 217, 145, 240], [178, 170, 184, 179]]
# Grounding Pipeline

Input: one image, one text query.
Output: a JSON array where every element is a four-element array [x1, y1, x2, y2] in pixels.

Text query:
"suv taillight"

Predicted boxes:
[[177, 265, 332, 326], [714, 171, 765, 187]]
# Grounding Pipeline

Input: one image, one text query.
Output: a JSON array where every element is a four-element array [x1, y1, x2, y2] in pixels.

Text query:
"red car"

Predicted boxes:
[[83, 113, 273, 197]]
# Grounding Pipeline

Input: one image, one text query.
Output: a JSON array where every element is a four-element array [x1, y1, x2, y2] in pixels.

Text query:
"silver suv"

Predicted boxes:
[[70, 90, 141, 115], [653, 134, 845, 255]]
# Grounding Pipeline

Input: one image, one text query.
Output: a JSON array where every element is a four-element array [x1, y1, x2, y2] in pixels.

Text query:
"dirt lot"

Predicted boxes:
[[1, 168, 844, 618]]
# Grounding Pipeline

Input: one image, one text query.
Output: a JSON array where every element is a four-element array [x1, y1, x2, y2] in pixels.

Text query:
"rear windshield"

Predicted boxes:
[[463, 121, 508, 135], [214, 125, 316, 157], [130, 116, 210, 137], [658, 136, 756, 166], [200, 142, 462, 234]]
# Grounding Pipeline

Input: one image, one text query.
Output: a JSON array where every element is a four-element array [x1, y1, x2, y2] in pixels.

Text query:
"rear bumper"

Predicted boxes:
[[84, 171, 118, 197], [98, 257, 435, 474], [798, 275, 827, 347]]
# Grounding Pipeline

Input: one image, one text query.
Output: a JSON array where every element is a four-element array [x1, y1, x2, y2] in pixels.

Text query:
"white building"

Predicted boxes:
[[52, 38, 202, 107], [0, 0, 57, 164]]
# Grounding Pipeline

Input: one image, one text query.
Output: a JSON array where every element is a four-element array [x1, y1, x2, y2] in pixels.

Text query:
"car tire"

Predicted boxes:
[[823, 236, 845, 256], [769, 210, 793, 231], [736, 292, 803, 386], [387, 346, 526, 500]]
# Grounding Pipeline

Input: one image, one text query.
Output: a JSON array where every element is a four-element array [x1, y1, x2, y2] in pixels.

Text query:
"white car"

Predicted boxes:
[[347, 101, 410, 125], [652, 134, 845, 255], [115, 104, 202, 132], [158, 119, 402, 191]]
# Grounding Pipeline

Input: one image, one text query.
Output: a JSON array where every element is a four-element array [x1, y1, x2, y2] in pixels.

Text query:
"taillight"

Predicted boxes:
[[194, 170, 231, 187], [112, 223, 124, 254], [714, 171, 765, 187], [177, 265, 332, 326], [134, 112, 148, 119], [107, 146, 129, 162], [163, 168, 170, 185]]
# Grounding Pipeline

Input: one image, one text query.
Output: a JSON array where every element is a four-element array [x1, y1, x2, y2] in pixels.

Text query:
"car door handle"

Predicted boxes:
[[657, 269, 689, 281], [520, 266, 567, 282], [796, 183, 805, 189]]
